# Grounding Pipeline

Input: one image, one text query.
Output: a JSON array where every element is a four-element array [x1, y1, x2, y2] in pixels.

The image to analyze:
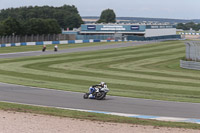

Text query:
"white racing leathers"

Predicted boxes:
[[89, 84, 108, 98]]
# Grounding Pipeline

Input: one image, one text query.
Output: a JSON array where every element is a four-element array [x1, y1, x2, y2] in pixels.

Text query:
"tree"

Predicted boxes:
[[64, 14, 83, 30], [185, 22, 197, 30], [0, 22, 5, 36], [176, 23, 186, 30], [2, 17, 21, 36], [97, 9, 116, 23], [0, 5, 83, 29], [24, 18, 61, 35], [196, 24, 200, 31], [176, 22, 200, 31], [46, 19, 61, 34]]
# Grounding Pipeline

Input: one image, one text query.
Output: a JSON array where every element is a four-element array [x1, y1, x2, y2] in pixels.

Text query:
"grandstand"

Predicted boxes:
[[63, 23, 178, 40], [79, 23, 176, 37]]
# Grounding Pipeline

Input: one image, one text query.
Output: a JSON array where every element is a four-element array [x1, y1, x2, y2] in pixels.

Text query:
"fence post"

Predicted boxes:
[[5, 36, 7, 43], [8, 36, 11, 43], [25, 35, 27, 42], [31, 34, 33, 42], [57, 34, 59, 41], [42, 34, 44, 41], [54, 34, 56, 41], [2, 36, 4, 44], [47, 34, 49, 41], [11, 35, 14, 43], [17, 35, 19, 43]]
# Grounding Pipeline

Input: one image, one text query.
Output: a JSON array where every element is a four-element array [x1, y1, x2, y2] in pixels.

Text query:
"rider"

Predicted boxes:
[[89, 82, 107, 98]]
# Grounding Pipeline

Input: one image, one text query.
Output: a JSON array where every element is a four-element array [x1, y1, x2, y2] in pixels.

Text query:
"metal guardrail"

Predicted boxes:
[[180, 60, 200, 70]]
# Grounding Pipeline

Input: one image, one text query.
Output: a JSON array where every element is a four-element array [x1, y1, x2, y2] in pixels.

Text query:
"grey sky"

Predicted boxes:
[[0, 0, 199, 19]]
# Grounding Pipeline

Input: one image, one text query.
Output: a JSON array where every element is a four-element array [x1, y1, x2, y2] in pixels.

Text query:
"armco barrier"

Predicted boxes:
[[0, 39, 126, 48], [180, 60, 200, 70]]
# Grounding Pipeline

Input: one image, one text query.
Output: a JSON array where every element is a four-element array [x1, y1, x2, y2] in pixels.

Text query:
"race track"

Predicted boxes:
[[0, 82, 200, 119], [0, 41, 200, 123], [0, 41, 153, 59]]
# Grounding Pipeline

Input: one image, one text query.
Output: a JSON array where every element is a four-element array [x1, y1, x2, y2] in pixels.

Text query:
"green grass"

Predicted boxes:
[[1, 40, 200, 102], [0, 102, 200, 129], [1, 41, 200, 128]]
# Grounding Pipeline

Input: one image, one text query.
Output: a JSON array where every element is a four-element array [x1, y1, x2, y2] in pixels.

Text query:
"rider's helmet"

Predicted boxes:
[[100, 82, 105, 87]]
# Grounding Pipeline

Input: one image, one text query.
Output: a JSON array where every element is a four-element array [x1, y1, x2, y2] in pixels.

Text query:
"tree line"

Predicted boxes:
[[176, 22, 200, 31], [0, 5, 83, 36], [0, 17, 61, 36]]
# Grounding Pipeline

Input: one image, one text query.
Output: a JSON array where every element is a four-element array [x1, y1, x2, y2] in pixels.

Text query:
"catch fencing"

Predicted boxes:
[[0, 34, 76, 44], [0, 34, 181, 45]]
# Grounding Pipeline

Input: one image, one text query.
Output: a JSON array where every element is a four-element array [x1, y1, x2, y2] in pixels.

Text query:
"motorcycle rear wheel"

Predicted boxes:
[[96, 92, 106, 100]]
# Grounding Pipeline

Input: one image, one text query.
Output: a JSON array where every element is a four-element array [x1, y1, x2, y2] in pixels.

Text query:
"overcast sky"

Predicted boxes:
[[0, 0, 199, 19]]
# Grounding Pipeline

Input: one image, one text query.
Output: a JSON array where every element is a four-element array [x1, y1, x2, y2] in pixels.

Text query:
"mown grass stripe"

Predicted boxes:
[[1, 41, 200, 102]]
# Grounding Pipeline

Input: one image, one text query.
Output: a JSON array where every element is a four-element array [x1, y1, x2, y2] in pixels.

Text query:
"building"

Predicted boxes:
[[79, 23, 176, 37], [63, 23, 179, 40]]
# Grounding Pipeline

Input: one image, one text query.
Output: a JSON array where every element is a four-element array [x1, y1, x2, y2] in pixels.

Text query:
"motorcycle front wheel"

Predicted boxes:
[[83, 93, 89, 99]]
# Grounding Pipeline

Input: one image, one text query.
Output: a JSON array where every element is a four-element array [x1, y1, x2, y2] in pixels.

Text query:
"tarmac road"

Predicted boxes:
[[0, 82, 200, 119], [1, 40, 200, 119], [0, 41, 157, 59]]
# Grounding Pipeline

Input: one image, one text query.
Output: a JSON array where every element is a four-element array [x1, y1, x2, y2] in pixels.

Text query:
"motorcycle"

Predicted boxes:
[[83, 86, 109, 100]]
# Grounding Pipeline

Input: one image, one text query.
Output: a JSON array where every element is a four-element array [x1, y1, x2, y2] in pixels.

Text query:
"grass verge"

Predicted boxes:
[[1, 41, 200, 102], [0, 102, 199, 130]]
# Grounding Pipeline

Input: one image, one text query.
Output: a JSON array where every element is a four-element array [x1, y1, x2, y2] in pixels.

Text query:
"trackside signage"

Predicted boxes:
[[100, 25, 126, 31], [149, 25, 173, 29], [131, 26, 139, 30], [87, 25, 96, 30]]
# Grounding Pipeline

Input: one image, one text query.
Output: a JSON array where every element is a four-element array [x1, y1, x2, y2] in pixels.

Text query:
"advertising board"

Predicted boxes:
[[87, 25, 96, 30], [131, 26, 140, 30]]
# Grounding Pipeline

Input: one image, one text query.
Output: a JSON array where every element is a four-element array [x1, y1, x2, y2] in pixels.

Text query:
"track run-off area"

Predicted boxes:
[[0, 40, 200, 123]]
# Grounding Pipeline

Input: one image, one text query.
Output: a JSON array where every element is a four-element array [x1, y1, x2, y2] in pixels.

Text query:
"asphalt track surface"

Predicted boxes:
[[0, 41, 157, 59], [0, 41, 200, 119]]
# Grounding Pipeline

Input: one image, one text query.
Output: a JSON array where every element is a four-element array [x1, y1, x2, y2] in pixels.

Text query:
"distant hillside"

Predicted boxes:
[[82, 16, 200, 24]]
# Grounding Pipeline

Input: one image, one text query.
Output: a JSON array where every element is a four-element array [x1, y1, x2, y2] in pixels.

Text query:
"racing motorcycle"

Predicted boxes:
[[83, 86, 109, 100]]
